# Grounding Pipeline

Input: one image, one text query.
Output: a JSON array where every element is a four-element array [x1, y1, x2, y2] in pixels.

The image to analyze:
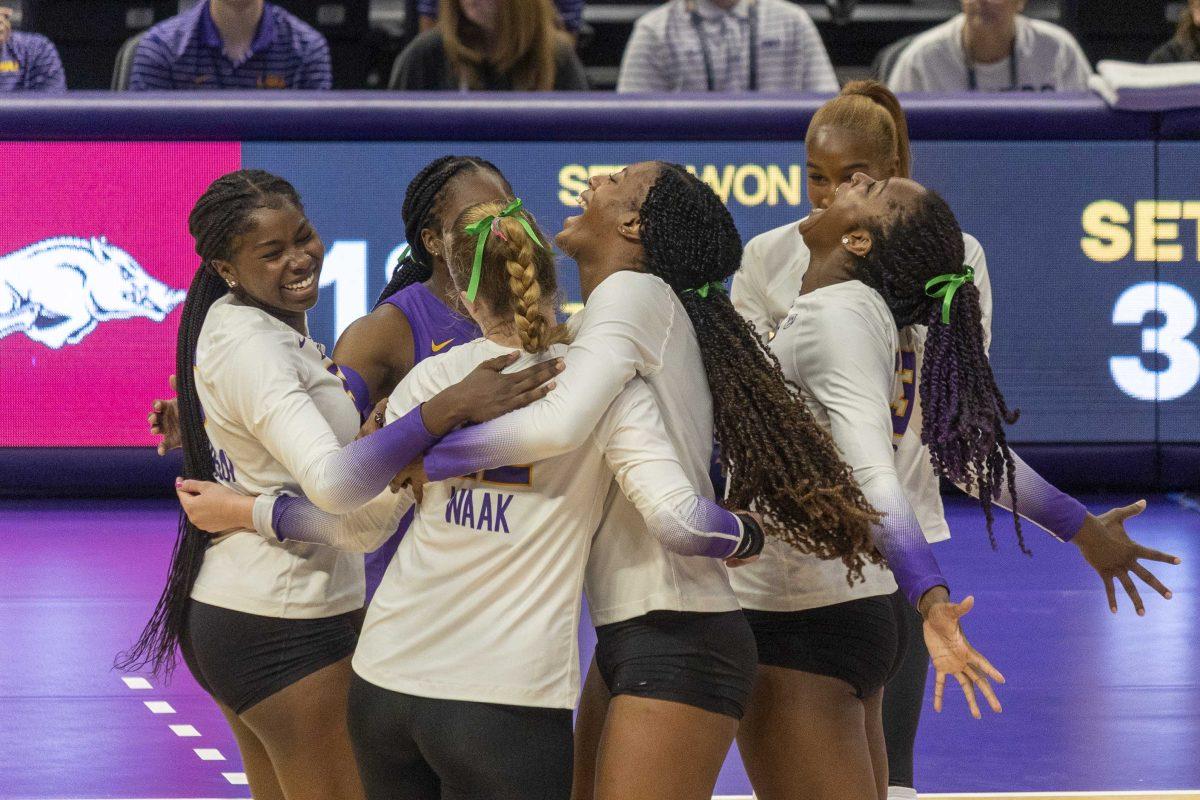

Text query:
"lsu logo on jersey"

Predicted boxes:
[[444, 465, 533, 534], [891, 348, 917, 447], [0, 236, 185, 349]]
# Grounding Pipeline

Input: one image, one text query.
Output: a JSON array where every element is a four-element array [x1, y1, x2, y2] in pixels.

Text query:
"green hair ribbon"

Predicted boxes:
[[684, 281, 726, 299], [924, 264, 975, 325], [462, 198, 545, 303]]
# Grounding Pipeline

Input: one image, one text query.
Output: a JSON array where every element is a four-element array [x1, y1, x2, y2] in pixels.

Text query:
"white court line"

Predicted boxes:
[[142, 701, 175, 714], [192, 748, 225, 762], [222, 773, 249, 785], [121, 677, 153, 690], [168, 724, 201, 737]]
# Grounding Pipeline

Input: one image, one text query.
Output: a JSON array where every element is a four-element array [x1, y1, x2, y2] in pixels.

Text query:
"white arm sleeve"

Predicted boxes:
[[786, 298, 947, 605], [253, 488, 413, 553], [594, 378, 744, 558], [423, 271, 675, 482], [214, 330, 436, 513]]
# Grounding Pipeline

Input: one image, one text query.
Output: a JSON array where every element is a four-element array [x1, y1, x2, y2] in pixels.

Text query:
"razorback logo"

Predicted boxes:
[[0, 236, 185, 349]]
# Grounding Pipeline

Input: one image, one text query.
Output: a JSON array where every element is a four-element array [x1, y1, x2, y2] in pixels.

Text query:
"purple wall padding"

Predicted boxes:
[[0, 91, 1172, 142]]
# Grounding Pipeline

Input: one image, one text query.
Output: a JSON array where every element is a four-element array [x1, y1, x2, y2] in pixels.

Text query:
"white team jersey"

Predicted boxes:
[[190, 294, 364, 618], [733, 281, 913, 611], [888, 13, 1092, 93], [576, 272, 740, 625], [732, 219, 992, 545], [353, 336, 729, 709]]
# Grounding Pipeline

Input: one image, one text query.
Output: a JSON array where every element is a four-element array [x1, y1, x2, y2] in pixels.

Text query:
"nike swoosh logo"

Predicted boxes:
[[431, 338, 454, 352]]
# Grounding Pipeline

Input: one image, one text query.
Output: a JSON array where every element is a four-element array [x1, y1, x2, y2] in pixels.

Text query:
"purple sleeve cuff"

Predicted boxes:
[[271, 495, 301, 541], [338, 364, 373, 421], [1001, 454, 1090, 542], [864, 481, 948, 608], [423, 425, 494, 482]]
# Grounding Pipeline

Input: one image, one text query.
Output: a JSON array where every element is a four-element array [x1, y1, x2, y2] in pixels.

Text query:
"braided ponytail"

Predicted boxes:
[[639, 164, 882, 578], [851, 189, 1025, 552], [450, 201, 568, 355], [117, 170, 304, 677]]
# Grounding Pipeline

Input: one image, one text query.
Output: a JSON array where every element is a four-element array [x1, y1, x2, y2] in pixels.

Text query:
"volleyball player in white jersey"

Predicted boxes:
[[393, 163, 942, 800], [737, 170, 1181, 800], [119, 171, 560, 800], [732, 82, 1180, 800], [176, 198, 765, 800]]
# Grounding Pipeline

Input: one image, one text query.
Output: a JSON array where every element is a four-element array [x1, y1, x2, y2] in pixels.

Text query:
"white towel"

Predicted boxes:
[[1089, 60, 1200, 110]]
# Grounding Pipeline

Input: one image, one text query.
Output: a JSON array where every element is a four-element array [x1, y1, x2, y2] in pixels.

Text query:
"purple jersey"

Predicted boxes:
[[364, 282, 480, 600]]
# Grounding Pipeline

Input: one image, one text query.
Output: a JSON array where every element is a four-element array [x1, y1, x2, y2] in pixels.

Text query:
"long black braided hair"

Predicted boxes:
[[373, 155, 512, 307], [850, 189, 1026, 552], [116, 170, 304, 677], [640, 163, 882, 578]]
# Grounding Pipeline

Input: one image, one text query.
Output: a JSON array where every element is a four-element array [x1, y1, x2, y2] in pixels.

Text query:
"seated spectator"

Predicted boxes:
[[392, 0, 587, 91], [0, 4, 66, 92], [1149, 0, 1200, 64], [888, 0, 1091, 92], [418, 0, 584, 40], [129, 0, 331, 90], [616, 0, 837, 93]]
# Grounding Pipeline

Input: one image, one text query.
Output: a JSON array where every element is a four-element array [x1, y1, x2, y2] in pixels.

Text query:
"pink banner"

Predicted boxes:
[[0, 142, 241, 446]]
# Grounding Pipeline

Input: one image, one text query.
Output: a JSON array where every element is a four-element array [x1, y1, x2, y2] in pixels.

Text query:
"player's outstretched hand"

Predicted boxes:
[[148, 374, 180, 455], [175, 478, 254, 535], [922, 593, 1004, 720], [1073, 500, 1180, 616], [421, 352, 564, 435]]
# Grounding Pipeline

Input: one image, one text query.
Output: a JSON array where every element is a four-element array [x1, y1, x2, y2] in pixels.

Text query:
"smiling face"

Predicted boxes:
[[556, 162, 660, 258], [806, 125, 899, 212], [212, 203, 325, 316], [798, 172, 927, 256]]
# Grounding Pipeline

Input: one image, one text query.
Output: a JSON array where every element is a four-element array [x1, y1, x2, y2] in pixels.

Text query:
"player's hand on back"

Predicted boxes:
[[421, 352, 564, 435], [390, 458, 428, 502], [1072, 500, 1180, 616], [147, 374, 181, 455], [175, 478, 254, 535], [920, 589, 1005, 720]]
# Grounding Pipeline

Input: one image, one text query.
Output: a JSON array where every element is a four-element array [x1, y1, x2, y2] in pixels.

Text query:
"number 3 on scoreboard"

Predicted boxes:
[[1110, 281, 1199, 402]]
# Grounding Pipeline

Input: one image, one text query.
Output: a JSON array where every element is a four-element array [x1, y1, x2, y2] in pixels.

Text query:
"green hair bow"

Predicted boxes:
[[683, 281, 726, 299], [924, 265, 975, 325], [462, 198, 546, 303]]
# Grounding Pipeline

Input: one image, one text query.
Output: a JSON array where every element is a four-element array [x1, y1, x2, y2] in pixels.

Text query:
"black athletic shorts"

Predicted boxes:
[[594, 609, 758, 720], [180, 600, 359, 714], [744, 593, 907, 698], [347, 673, 573, 800]]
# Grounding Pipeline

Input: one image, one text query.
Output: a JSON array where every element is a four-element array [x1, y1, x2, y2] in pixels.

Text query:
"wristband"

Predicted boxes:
[[732, 513, 765, 559]]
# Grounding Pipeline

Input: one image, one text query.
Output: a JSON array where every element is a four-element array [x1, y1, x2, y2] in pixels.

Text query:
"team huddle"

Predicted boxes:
[[123, 81, 1180, 800]]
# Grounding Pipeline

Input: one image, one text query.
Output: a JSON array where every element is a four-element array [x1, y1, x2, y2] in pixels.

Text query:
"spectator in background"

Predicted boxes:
[[1149, 0, 1200, 64], [0, 4, 66, 92], [418, 0, 584, 41], [888, 0, 1091, 92], [392, 0, 588, 90], [129, 0, 331, 90], [617, 0, 838, 93]]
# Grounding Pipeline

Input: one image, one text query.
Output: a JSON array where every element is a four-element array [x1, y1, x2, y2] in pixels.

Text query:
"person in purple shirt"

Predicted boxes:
[[129, 0, 331, 90], [0, 5, 66, 92]]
